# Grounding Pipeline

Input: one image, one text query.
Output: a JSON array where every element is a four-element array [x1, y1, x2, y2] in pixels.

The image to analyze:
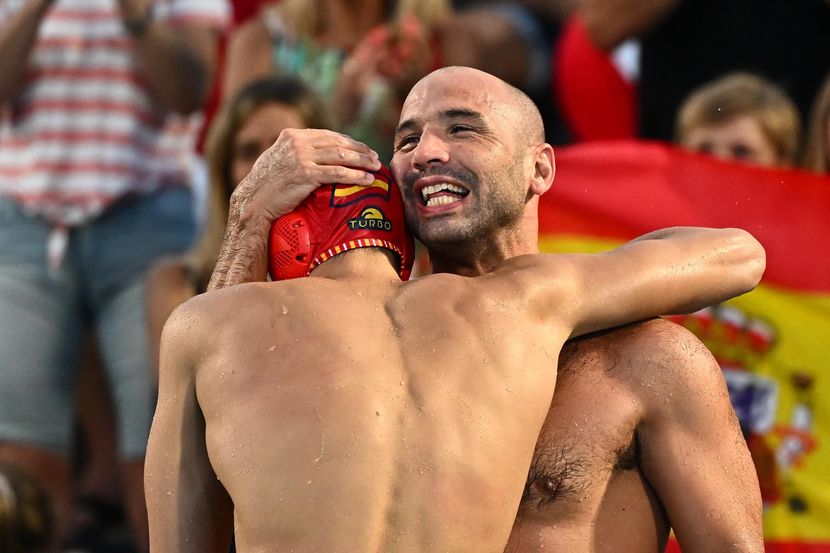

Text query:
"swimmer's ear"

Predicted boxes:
[[529, 143, 555, 197]]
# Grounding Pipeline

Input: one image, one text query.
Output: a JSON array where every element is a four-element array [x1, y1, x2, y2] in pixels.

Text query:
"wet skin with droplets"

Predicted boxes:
[[504, 318, 756, 553], [505, 320, 671, 553], [195, 273, 566, 552]]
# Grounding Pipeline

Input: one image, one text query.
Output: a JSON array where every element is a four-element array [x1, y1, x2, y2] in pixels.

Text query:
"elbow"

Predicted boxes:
[[727, 228, 766, 293]]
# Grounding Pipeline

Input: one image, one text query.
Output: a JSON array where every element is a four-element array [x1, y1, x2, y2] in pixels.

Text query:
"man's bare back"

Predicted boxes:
[[507, 319, 762, 553], [154, 260, 567, 552]]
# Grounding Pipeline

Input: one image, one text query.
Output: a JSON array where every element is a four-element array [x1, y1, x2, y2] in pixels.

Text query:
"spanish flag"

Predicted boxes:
[[540, 141, 830, 552]]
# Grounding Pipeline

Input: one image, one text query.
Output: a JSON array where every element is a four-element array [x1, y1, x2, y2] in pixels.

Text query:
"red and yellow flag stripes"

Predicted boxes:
[[540, 141, 830, 550]]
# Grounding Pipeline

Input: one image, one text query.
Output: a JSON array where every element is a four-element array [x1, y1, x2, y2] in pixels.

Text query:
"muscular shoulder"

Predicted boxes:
[[190, 282, 274, 319], [161, 284, 274, 359], [482, 254, 575, 314], [562, 318, 721, 397], [597, 318, 728, 418]]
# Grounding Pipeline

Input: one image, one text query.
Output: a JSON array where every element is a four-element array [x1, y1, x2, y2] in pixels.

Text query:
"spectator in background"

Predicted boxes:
[[225, 0, 562, 156], [0, 463, 55, 553], [0, 0, 229, 550], [803, 74, 830, 174], [225, 0, 451, 158], [146, 76, 332, 379], [676, 73, 801, 168], [580, 0, 830, 141], [675, 71, 802, 521], [438, 1, 562, 141]]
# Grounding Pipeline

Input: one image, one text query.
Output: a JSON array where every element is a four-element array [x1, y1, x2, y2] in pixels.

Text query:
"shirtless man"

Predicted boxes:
[[402, 73, 763, 553], [155, 67, 765, 552]]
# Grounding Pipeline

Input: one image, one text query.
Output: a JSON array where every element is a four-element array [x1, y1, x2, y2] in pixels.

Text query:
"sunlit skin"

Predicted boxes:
[[682, 115, 782, 168], [231, 102, 308, 186]]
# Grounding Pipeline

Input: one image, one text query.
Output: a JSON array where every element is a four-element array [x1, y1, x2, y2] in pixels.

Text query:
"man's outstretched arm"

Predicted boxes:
[[506, 226, 764, 339], [637, 321, 763, 552], [208, 128, 380, 290], [145, 301, 233, 552]]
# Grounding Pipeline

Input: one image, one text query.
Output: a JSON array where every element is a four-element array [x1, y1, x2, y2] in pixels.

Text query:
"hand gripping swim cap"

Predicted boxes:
[[268, 164, 415, 281]]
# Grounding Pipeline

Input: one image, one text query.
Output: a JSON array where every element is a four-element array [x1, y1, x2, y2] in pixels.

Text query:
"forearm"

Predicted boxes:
[[0, 0, 52, 103], [566, 227, 765, 338], [207, 184, 272, 290], [633, 227, 766, 312], [120, 0, 216, 114], [333, 64, 368, 130], [222, 20, 272, 100]]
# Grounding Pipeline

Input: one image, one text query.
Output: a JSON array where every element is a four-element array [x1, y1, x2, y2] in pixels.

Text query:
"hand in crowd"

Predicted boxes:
[[375, 15, 431, 91], [233, 128, 382, 225], [336, 15, 430, 123]]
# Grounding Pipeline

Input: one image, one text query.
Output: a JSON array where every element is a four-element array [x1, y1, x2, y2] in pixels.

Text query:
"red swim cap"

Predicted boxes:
[[268, 164, 415, 281]]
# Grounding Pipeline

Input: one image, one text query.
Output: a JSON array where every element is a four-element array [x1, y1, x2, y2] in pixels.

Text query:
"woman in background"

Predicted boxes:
[[224, 0, 449, 158]]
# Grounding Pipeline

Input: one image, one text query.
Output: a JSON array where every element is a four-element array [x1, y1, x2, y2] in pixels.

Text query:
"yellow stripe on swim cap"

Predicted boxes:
[[333, 180, 390, 197]]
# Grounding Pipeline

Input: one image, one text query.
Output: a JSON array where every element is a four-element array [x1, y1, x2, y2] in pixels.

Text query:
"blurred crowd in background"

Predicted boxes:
[[1, 0, 829, 551]]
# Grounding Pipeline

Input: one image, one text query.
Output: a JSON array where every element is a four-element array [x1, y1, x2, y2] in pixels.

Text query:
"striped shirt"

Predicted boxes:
[[0, 0, 230, 226]]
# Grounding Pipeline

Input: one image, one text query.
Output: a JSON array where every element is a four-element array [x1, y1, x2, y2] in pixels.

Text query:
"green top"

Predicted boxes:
[[269, 19, 395, 160]]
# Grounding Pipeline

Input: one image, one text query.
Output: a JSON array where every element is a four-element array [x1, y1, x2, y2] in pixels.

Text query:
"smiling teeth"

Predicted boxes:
[[421, 183, 467, 202], [426, 195, 461, 207]]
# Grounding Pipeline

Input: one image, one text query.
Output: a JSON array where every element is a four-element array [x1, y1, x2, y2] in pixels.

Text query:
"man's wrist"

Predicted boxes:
[[230, 188, 274, 237], [208, 192, 272, 291]]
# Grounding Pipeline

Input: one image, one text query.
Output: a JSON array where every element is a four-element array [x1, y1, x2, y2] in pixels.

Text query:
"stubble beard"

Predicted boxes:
[[408, 167, 527, 254]]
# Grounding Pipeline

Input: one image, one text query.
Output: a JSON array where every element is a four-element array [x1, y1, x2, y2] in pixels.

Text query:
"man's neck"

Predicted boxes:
[[428, 217, 540, 277], [310, 248, 400, 282]]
